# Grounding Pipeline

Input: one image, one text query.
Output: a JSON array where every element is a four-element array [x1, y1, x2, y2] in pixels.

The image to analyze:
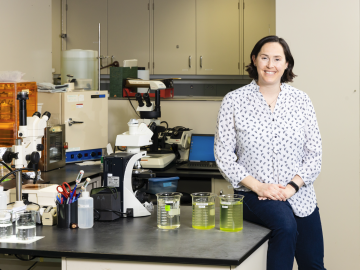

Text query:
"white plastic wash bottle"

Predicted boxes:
[[78, 191, 94, 229]]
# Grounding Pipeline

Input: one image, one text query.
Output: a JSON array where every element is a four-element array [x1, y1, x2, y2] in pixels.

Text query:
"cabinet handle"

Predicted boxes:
[[68, 118, 84, 126], [200, 56, 203, 68], [189, 56, 191, 68]]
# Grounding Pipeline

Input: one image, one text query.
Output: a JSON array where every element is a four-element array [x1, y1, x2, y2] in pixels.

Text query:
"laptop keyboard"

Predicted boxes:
[[188, 162, 217, 168]]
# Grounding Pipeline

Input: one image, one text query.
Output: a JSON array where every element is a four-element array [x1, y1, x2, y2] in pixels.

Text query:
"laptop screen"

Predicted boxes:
[[188, 134, 215, 162]]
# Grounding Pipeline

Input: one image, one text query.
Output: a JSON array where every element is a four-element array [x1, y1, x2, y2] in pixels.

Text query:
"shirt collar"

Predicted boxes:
[[250, 80, 287, 93]]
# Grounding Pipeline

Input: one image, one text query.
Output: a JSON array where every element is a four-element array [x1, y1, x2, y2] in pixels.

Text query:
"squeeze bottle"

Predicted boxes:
[[0, 186, 7, 210], [78, 191, 94, 229]]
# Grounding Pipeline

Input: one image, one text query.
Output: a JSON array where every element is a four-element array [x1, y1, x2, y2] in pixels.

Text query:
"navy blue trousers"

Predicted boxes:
[[236, 191, 326, 270]]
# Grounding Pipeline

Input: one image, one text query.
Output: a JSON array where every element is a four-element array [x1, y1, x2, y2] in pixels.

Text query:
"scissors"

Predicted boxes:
[[57, 182, 72, 199]]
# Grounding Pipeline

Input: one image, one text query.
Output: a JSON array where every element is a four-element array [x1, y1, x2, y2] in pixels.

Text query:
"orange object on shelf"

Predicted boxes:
[[0, 82, 37, 147]]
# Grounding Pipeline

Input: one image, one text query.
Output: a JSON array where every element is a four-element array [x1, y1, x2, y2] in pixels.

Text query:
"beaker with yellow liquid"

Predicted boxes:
[[219, 194, 244, 232], [191, 192, 216, 230], [156, 192, 182, 229]]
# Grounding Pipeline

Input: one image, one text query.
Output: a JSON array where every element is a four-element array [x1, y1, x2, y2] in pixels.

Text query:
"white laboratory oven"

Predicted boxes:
[[38, 91, 108, 163]]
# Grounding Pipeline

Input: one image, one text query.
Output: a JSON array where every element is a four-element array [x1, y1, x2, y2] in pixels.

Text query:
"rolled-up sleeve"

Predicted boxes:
[[214, 94, 250, 188], [296, 95, 322, 186]]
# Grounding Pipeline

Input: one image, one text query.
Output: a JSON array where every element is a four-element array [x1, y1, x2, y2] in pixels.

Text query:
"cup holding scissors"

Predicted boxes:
[[57, 182, 73, 203]]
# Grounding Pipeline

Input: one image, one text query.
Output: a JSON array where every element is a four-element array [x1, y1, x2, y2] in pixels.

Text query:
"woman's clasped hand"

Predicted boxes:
[[256, 183, 296, 201]]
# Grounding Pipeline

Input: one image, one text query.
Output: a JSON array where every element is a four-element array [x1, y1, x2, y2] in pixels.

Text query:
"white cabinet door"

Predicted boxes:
[[63, 258, 230, 270], [108, 0, 150, 70], [153, 0, 196, 75], [66, 0, 108, 74], [196, 0, 240, 75]]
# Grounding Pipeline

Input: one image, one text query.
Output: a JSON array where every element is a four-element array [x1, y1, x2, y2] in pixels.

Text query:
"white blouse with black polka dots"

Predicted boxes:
[[214, 80, 322, 217]]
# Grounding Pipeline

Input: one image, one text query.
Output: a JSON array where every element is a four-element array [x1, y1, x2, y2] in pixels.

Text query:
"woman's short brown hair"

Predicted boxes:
[[245, 35, 297, 83]]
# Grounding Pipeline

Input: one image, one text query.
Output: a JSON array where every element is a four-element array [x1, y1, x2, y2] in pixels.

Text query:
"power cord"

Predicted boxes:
[[0, 168, 37, 184], [28, 261, 38, 270], [0, 161, 12, 173], [124, 90, 140, 118], [7, 200, 40, 211], [160, 121, 169, 129], [94, 208, 126, 221]]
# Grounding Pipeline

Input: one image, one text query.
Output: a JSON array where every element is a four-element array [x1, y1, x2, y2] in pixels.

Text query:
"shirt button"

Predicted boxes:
[[272, 119, 274, 121], [275, 136, 277, 138]]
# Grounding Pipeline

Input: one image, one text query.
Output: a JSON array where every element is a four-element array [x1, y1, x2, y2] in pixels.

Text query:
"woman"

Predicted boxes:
[[214, 36, 326, 270]]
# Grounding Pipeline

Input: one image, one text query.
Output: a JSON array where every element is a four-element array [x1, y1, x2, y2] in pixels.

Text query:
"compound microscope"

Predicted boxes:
[[102, 81, 177, 217], [132, 81, 191, 168], [103, 119, 156, 217], [2, 91, 50, 208]]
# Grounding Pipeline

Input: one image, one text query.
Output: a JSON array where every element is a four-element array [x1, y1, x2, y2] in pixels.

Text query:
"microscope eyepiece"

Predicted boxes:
[[32, 112, 41, 118], [135, 93, 144, 107], [42, 111, 51, 120], [143, 93, 152, 107]]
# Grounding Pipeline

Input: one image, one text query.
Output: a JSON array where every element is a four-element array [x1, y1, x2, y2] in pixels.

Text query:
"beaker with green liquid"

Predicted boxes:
[[191, 192, 216, 230], [156, 192, 182, 229], [219, 194, 244, 232]]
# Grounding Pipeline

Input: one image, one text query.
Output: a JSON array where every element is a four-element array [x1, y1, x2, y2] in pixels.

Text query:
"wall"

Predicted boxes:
[[0, 0, 52, 83], [276, 0, 360, 269], [52, 0, 62, 74]]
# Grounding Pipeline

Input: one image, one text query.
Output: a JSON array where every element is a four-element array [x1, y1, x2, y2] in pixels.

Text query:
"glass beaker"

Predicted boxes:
[[219, 194, 244, 232], [156, 192, 182, 229], [191, 192, 216, 230], [16, 210, 36, 240], [0, 210, 12, 238]]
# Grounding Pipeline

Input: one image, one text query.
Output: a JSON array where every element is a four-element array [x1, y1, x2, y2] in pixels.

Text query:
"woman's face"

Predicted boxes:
[[252, 42, 288, 87]]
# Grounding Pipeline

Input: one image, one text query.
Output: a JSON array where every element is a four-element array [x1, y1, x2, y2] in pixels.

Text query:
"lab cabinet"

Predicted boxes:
[[153, 0, 196, 75], [153, 0, 240, 75], [196, 0, 240, 75], [57, 0, 275, 76], [63, 258, 229, 269], [66, 0, 108, 74], [243, 0, 276, 73], [108, 0, 150, 70]]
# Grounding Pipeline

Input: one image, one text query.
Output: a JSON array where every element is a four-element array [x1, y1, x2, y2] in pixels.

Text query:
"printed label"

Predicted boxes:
[[108, 176, 119, 187], [221, 202, 233, 205], [222, 206, 228, 208], [66, 147, 80, 152], [67, 95, 78, 102], [196, 203, 208, 206], [199, 206, 206, 208], [79, 95, 84, 101], [78, 205, 90, 208], [76, 104, 83, 109]]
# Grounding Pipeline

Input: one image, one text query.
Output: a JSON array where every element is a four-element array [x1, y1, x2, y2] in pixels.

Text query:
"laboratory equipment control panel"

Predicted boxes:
[[66, 149, 102, 163]]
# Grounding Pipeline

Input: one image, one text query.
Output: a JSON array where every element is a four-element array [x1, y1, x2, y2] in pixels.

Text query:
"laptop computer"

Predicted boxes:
[[176, 134, 218, 171]]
